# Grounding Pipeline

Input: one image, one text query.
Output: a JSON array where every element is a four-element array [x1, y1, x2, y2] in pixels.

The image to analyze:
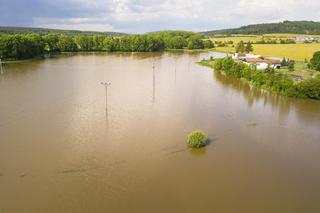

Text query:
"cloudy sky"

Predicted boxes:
[[1, 0, 320, 33]]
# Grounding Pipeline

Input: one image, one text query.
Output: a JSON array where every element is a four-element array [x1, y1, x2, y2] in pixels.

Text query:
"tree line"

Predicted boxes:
[[0, 31, 214, 60], [202, 57, 320, 100], [235, 41, 253, 53], [202, 21, 320, 36]]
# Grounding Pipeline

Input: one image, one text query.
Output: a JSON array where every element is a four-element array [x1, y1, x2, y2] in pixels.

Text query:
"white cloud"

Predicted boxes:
[[30, 0, 320, 33], [33, 17, 116, 32]]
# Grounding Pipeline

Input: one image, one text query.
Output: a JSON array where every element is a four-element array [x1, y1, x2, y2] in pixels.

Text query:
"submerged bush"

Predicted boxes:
[[188, 130, 207, 148]]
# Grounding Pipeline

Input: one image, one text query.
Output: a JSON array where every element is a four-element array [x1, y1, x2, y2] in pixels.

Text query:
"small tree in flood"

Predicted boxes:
[[188, 130, 207, 148]]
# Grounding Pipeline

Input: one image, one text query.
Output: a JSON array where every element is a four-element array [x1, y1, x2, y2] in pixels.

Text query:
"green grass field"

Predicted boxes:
[[211, 34, 320, 61], [277, 61, 318, 79]]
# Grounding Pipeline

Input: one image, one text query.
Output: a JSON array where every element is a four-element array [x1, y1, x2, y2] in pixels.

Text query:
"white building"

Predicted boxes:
[[295, 36, 320, 42], [244, 58, 281, 70], [232, 53, 261, 60], [232, 53, 247, 60]]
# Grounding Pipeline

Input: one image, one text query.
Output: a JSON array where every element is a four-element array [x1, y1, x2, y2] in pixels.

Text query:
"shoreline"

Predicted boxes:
[[198, 59, 320, 100], [1, 49, 213, 64]]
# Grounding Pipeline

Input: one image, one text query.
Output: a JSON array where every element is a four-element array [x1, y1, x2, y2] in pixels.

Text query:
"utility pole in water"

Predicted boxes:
[[101, 82, 111, 111], [0, 59, 3, 75], [152, 61, 155, 103], [174, 57, 177, 84]]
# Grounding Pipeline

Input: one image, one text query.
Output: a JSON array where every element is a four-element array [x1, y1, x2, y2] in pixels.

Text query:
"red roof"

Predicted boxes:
[[265, 60, 281, 65], [245, 58, 265, 63], [245, 58, 281, 64]]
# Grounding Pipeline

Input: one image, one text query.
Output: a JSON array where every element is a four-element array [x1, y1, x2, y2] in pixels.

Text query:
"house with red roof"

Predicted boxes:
[[244, 58, 281, 70]]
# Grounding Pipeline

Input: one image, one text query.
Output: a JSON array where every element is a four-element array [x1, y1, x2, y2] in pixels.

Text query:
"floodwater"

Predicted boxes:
[[0, 52, 320, 213]]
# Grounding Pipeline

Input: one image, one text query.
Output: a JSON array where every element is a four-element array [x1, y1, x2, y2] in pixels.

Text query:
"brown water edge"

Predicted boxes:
[[0, 52, 320, 213]]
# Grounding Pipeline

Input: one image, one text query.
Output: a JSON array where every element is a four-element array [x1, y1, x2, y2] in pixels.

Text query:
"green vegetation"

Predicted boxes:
[[277, 60, 317, 79], [0, 34, 46, 59], [187, 130, 207, 148], [247, 121, 257, 127], [235, 41, 245, 53], [235, 41, 253, 53], [310, 51, 320, 71], [287, 75, 320, 99], [201, 21, 320, 36], [0, 31, 211, 60], [245, 42, 253, 52], [288, 60, 295, 71], [201, 57, 320, 100]]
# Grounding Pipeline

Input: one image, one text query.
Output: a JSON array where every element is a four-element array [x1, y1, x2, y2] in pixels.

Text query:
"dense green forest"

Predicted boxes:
[[0, 26, 127, 36], [201, 57, 320, 100], [201, 21, 320, 36], [0, 31, 213, 60]]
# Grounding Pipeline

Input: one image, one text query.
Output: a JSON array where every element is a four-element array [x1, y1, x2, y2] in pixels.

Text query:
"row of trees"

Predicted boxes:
[[211, 57, 320, 100], [235, 41, 253, 53], [0, 31, 214, 60], [281, 58, 295, 71], [203, 21, 320, 36], [255, 39, 296, 44]]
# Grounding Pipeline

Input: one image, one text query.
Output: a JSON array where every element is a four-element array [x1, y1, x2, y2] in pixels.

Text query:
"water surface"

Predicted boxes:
[[0, 52, 320, 213]]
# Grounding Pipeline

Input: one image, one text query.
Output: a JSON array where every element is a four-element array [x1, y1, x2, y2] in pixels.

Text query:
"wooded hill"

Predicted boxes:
[[201, 21, 320, 36], [0, 26, 127, 37]]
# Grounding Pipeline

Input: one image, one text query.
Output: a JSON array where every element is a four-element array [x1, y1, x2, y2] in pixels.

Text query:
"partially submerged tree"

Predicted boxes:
[[188, 130, 207, 148]]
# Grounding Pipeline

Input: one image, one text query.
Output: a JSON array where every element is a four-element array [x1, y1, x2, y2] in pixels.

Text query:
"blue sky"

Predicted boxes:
[[1, 0, 320, 33]]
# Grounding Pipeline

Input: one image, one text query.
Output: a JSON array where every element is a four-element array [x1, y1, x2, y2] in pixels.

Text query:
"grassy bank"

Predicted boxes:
[[199, 58, 320, 100]]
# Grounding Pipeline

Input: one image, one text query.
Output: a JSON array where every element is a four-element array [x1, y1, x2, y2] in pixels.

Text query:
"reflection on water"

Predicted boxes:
[[0, 52, 320, 212], [188, 147, 207, 156], [213, 71, 320, 126]]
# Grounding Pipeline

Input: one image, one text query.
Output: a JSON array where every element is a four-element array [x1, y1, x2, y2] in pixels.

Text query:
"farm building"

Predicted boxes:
[[232, 53, 261, 60], [244, 58, 281, 70], [295, 36, 320, 42]]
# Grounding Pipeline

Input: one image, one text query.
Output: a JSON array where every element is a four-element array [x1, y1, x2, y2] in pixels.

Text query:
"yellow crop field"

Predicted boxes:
[[214, 43, 320, 61], [211, 34, 320, 61], [252, 43, 320, 61], [211, 36, 261, 43]]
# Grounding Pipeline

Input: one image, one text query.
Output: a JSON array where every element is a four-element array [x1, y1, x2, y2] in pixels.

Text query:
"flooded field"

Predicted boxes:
[[0, 52, 320, 212]]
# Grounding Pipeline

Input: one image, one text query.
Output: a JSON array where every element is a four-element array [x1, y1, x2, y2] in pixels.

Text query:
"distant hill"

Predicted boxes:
[[201, 21, 320, 36], [0, 26, 128, 36]]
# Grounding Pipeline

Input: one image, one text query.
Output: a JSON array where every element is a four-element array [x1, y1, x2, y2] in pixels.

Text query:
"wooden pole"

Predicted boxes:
[[101, 82, 111, 111], [152, 61, 155, 103], [0, 59, 3, 75]]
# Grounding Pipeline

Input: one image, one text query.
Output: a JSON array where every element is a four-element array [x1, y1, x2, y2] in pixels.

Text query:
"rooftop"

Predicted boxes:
[[245, 58, 281, 64]]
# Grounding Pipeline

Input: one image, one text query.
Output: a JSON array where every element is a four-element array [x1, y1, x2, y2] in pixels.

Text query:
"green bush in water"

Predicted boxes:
[[188, 130, 207, 148]]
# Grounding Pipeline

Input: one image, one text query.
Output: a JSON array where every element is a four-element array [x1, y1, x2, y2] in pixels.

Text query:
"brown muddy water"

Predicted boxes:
[[0, 52, 320, 213]]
